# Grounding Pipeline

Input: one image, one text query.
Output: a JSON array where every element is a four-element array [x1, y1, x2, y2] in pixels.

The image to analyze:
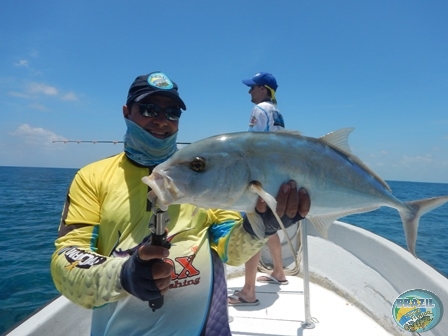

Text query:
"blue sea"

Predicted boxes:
[[0, 166, 447, 334]]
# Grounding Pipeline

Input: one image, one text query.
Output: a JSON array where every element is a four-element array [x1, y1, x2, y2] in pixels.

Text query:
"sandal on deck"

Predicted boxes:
[[257, 274, 289, 285], [228, 294, 260, 306]]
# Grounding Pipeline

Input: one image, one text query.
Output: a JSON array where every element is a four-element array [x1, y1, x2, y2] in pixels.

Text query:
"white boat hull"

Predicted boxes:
[[6, 220, 447, 336]]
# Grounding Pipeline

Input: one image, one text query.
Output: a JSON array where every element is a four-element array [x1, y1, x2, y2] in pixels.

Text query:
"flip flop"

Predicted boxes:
[[228, 294, 260, 306], [257, 274, 289, 285]]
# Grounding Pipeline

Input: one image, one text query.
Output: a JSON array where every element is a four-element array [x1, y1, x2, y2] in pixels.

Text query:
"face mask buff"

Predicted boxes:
[[123, 118, 177, 166]]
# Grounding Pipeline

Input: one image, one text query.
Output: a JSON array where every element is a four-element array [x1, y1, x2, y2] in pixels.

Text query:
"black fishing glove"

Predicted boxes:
[[120, 252, 163, 302], [243, 208, 304, 237]]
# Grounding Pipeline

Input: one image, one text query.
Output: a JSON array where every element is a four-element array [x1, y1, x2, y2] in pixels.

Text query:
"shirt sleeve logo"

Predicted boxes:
[[59, 246, 107, 270]]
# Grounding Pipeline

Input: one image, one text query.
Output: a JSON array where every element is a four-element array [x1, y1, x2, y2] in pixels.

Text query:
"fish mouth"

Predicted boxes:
[[141, 172, 183, 210]]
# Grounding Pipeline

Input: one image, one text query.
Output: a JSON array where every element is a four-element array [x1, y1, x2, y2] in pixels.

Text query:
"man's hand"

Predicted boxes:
[[120, 244, 173, 302], [256, 180, 310, 219]]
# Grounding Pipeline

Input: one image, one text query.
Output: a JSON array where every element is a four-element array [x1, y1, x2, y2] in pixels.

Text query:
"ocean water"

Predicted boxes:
[[0, 166, 447, 334], [0, 166, 77, 334]]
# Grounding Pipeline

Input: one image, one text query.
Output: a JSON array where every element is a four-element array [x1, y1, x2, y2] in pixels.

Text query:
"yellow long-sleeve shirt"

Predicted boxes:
[[51, 152, 266, 336]]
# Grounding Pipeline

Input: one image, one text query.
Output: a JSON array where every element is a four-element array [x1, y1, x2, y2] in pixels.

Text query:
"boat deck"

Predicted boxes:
[[227, 271, 393, 336]]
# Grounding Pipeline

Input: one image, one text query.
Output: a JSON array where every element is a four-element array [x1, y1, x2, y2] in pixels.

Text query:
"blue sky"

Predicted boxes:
[[1, 1, 447, 183]]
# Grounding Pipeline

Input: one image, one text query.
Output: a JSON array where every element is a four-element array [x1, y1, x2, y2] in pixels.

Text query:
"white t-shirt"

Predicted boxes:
[[248, 101, 285, 132]]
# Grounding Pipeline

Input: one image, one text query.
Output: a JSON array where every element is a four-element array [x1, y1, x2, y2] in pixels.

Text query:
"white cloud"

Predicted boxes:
[[14, 59, 29, 67], [27, 82, 58, 96], [400, 154, 434, 165], [8, 91, 31, 99], [29, 102, 50, 111], [61, 91, 79, 101], [11, 124, 67, 147], [9, 82, 80, 103], [29, 49, 39, 58], [12, 56, 42, 76], [8, 54, 80, 102]]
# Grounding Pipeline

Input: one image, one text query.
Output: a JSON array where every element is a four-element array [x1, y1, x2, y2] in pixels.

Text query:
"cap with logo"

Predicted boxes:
[[242, 72, 278, 91], [126, 71, 186, 110]]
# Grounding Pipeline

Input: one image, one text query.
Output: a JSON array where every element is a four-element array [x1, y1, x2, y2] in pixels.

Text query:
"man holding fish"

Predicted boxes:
[[50, 71, 310, 336]]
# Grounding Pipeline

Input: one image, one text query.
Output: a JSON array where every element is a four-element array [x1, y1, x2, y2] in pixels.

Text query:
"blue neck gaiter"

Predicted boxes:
[[123, 118, 177, 166]]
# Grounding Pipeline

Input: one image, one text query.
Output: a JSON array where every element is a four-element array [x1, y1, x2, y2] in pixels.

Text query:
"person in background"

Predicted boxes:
[[51, 71, 310, 335], [228, 72, 290, 307]]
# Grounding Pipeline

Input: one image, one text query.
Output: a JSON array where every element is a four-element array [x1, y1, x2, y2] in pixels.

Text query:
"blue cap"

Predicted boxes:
[[242, 72, 278, 91]]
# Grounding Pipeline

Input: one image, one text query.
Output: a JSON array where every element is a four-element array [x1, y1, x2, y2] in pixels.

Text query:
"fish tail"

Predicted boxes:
[[399, 196, 448, 258]]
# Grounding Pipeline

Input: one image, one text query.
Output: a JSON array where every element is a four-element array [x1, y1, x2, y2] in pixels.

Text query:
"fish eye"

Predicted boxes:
[[190, 157, 206, 172]]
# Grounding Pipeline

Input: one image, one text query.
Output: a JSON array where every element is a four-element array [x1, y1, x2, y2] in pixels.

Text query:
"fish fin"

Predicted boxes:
[[309, 205, 381, 239], [249, 181, 277, 211], [248, 181, 285, 239], [307, 216, 338, 239], [246, 212, 267, 240], [319, 128, 354, 153], [399, 196, 448, 258], [320, 128, 391, 192]]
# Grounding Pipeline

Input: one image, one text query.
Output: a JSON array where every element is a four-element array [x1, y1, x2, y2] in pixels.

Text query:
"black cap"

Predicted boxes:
[[126, 71, 186, 110]]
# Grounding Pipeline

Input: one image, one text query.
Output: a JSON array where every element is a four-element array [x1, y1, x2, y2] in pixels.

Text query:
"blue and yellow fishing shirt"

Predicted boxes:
[[51, 152, 266, 336]]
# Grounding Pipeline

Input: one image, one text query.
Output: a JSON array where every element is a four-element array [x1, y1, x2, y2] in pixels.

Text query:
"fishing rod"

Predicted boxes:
[[52, 140, 191, 145], [52, 140, 123, 144]]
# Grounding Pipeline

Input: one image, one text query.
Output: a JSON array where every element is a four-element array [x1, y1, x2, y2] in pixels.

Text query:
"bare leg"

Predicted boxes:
[[263, 233, 286, 282], [228, 233, 287, 305], [228, 250, 260, 304]]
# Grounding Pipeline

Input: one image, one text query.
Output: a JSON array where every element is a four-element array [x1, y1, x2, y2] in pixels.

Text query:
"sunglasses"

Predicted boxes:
[[249, 85, 262, 92], [138, 103, 182, 121]]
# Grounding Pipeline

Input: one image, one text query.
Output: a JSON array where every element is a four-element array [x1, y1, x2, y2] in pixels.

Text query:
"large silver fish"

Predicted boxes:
[[142, 128, 448, 257]]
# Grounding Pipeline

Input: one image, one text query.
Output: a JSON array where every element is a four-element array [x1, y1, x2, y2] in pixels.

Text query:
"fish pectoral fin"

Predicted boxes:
[[246, 212, 266, 240], [248, 182, 287, 240], [248, 181, 277, 212], [307, 216, 339, 239]]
